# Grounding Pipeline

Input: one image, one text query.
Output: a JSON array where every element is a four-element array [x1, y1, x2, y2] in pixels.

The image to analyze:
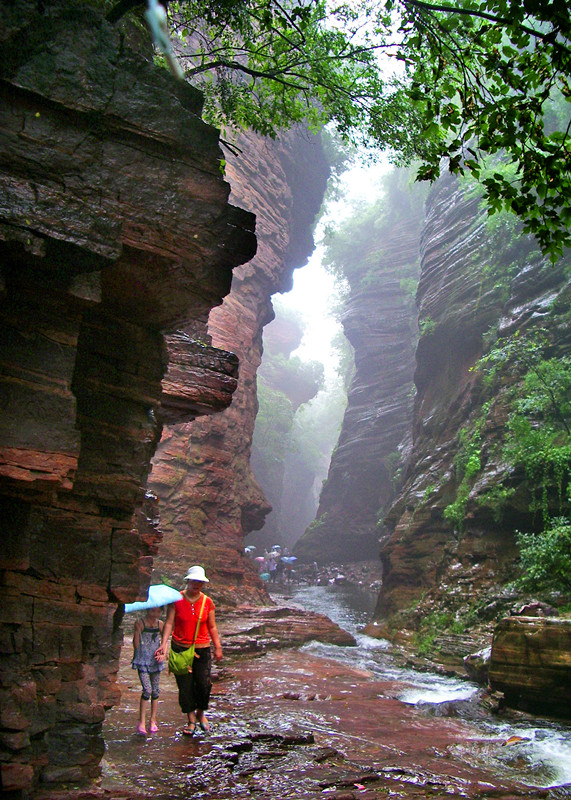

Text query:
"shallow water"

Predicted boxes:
[[271, 582, 571, 790], [102, 583, 571, 797]]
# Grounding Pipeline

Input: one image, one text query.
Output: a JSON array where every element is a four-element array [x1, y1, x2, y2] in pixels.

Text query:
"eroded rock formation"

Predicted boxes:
[[489, 617, 571, 717], [0, 2, 255, 793], [295, 181, 424, 564], [296, 164, 570, 674], [376, 174, 570, 625], [149, 128, 330, 603]]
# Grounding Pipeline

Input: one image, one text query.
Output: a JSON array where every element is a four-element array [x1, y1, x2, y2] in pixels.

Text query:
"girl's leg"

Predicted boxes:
[[149, 697, 159, 731], [138, 696, 148, 733], [149, 672, 160, 731], [137, 671, 153, 734]]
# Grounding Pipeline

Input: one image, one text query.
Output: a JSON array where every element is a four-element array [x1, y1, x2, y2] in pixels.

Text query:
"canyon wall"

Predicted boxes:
[[0, 2, 256, 793], [149, 128, 330, 603], [377, 173, 570, 627], [294, 179, 424, 564], [296, 165, 570, 637]]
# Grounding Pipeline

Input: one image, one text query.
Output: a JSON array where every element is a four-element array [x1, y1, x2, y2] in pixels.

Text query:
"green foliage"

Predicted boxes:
[[443, 408, 488, 530], [331, 329, 355, 391], [399, 277, 417, 301], [516, 517, 571, 594], [253, 376, 294, 464], [322, 166, 425, 289], [419, 317, 435, 337], [253, 323, 346, 518], [288, 379, 347, 476], [109, 0, 571, 261], [422, 484, 436, 502], [384, 450, 402, 490], [475, 485, 515, 524], [478, 331, 571, 525], [414, 611, 458, 656], [260, 352, 324, 407], [460, 161, 543, 297], [443, 482, 471, 530]]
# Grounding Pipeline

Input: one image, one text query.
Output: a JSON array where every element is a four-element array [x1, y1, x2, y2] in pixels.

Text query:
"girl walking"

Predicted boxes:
[[132, 606, 165, 735]]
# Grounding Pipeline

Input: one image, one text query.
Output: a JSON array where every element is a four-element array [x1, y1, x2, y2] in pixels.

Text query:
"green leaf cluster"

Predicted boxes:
[[475, 329, 571, 594], [443, 408, 488, 531], [260, 353, 324, 407], [516, 516, 571, 594], [130, 0, 571, 262], [479, 330, 571, 525]]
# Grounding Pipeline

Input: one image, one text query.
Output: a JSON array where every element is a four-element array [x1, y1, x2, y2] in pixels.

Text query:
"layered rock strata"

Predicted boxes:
[[0, 2, 255, 793], [295, 189, 423, 564], [376, 174, 570, 622], [219, 604, 357, 653], [489, 617, 571, 717], [150, 127, 330, 603]]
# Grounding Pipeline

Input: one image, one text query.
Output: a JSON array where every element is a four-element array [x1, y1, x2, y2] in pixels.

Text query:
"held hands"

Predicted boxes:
[[154, 645, 166, 662]]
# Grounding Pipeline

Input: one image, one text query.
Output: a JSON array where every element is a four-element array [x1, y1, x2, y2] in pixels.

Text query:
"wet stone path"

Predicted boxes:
[[98, 640, 554, 800]]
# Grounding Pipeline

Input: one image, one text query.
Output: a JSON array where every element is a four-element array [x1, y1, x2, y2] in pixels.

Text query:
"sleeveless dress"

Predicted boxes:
[[132, 623, 165, 673]]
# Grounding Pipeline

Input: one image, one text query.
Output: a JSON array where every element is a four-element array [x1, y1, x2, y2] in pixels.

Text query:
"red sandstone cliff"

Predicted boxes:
[[149, 129, 330, 604], [295, 166, 570, 660], [0, 1, 255, 792], [377, 174, 570, 627]]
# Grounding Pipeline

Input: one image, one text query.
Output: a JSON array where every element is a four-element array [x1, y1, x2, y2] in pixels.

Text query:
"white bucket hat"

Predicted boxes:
[[184, 565, 209, 583]]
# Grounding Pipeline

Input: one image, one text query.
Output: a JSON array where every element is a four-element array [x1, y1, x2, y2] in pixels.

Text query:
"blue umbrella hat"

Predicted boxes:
[[124, 584, 182, 613]]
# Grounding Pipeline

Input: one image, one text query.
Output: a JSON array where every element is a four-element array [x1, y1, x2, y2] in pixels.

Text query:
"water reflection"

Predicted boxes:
[[270, 582, 571, 789]]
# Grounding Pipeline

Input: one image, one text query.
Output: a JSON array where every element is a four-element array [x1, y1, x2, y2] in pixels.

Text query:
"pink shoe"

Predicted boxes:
[[149, 722, 158, 733], [137, 724, 147, 736]]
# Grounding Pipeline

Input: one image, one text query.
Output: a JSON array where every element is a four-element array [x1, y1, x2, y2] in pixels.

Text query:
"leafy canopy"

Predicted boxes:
[[111, 0, 571, 262]]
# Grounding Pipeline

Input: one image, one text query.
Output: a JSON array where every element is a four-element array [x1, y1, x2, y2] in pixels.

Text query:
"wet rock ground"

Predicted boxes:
[[36, 603, 566, 800]]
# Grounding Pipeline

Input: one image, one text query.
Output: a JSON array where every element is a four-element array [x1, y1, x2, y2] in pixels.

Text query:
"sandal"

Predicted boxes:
[[182, 722, 196, 736], [196, 713, 210, 733]]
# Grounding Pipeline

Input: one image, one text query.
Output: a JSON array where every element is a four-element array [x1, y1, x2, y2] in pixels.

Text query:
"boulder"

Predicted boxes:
[[488, 616, 571, 718], [463, 645, 491, 685]]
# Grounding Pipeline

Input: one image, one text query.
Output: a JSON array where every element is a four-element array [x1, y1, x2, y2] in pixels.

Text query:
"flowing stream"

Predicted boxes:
[[271, 581, 571, 791]]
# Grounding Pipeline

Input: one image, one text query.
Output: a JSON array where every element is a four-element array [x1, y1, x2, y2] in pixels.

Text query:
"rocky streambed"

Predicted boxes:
[[35, 601, 571, 800]]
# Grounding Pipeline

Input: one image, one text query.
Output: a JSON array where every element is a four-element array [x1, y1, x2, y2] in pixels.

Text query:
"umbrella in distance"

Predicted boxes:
[[124, 584, 182, 613]]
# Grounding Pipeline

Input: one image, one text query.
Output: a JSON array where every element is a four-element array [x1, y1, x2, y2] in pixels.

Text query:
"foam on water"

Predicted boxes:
[[276, 582, 571, 789], [476, 721, 571, 788], [397, 680, 479, 705]]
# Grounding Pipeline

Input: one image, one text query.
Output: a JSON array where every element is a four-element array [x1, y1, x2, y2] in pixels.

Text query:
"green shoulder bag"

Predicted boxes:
[[168, 594, 207, 676]]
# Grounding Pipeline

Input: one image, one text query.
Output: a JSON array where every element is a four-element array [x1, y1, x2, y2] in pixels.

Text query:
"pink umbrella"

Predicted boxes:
[[254, 556, 266, 562]]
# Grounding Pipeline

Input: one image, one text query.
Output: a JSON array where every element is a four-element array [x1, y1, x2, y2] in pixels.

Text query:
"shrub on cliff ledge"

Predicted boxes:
[[479, 332, 571, 525], [516, 517, 571, 595]]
